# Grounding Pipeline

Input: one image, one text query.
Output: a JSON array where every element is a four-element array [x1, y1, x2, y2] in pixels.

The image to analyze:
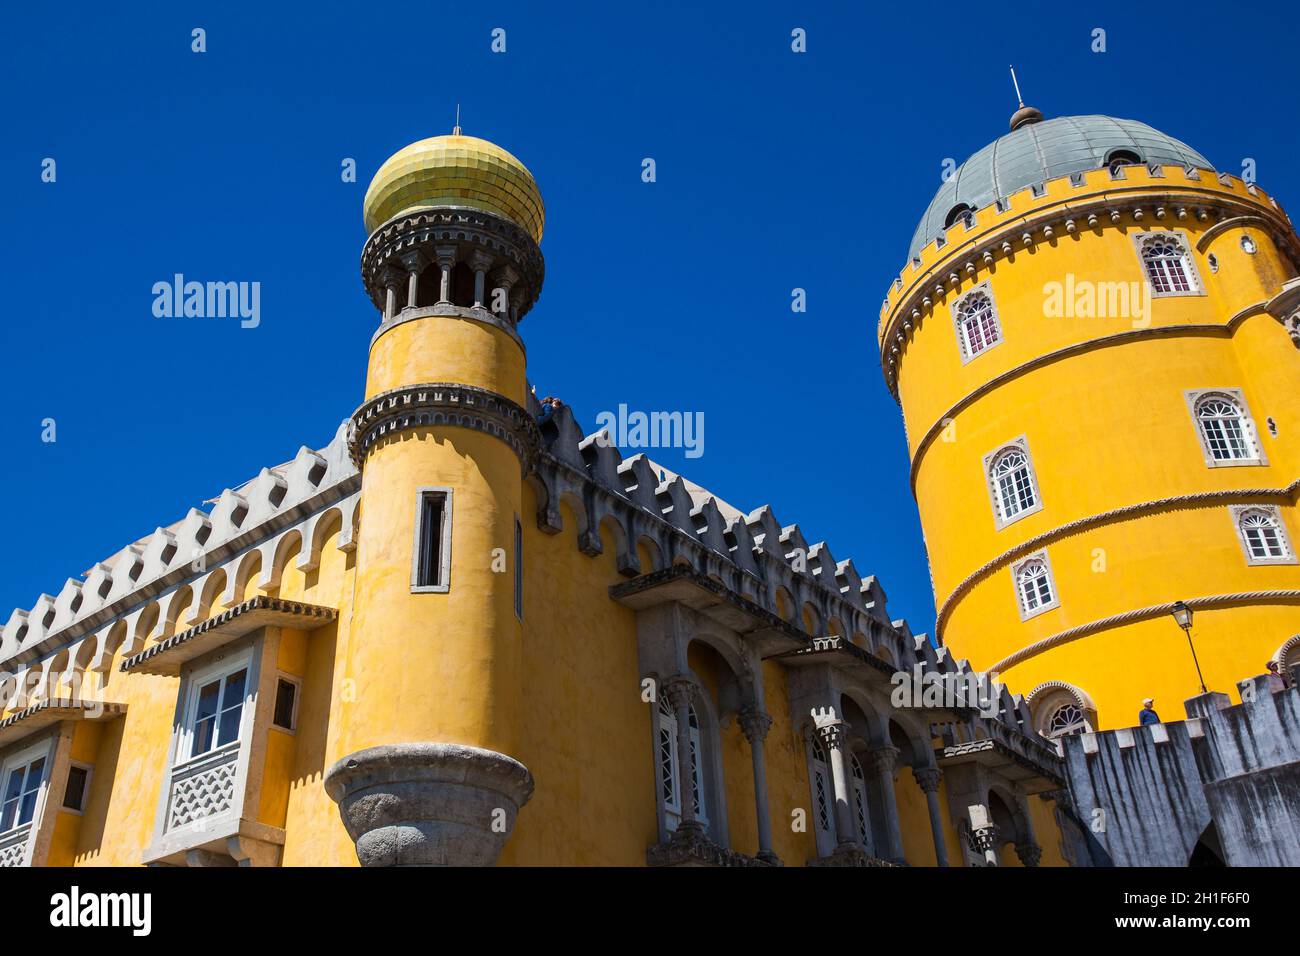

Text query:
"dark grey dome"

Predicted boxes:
[[908, 115, 1214, 259]]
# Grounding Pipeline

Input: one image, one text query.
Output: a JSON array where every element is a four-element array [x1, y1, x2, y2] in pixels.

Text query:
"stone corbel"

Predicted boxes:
[[325, 743, 534, 867]]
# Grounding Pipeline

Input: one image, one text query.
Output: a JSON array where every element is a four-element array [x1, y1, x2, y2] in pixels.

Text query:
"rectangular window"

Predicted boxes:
[[185, 665, 248, 762], [272, 677, 299, 731], [513, 516, 523, 620], [412, 488, 453, 592], [62, 764, 90, 813], [1, 756, 46, 832]]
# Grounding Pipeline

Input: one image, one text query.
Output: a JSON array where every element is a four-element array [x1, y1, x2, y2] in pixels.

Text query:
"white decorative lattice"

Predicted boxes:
[[169, 758, 236, 829], [0, 828, 30, 867]]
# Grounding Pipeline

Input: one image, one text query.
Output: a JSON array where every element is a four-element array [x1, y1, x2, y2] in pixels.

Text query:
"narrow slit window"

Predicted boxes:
[[413, 489, 452, 592], [513, 516, 523, 619]]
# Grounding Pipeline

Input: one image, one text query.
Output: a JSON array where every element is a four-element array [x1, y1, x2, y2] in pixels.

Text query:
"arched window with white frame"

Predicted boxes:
[[1136, 232, 1198, 296], [808, 732, 835, 850], [1011, 551, 1059, 620], [657, 697, 707, 832], [1028, 682, 1095, 739], [1188, 390, 1264, 466], [849, 752, 872, 848], [1232, 506, 1296, 566], [985, 439, 1042, 527], [951, 285, 1003, 362]]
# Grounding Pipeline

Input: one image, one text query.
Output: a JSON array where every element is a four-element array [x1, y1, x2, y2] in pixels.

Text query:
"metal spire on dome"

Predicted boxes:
[[453, 103, 462, 136], [1007, 66, 1044, 132]]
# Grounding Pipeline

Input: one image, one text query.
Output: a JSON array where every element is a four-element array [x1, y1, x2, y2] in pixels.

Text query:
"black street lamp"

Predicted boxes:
[[1170, 601, 1208, 694]]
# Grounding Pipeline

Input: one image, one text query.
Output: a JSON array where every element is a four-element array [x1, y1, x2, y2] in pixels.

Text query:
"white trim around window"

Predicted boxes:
[[950, 281, 1004, 364], [411, 486, 454, 593], [1010, 550, 1060, 621], [1185, 388, 1268, 468], [983, 436, 1044, 529], [1131, 230, 1205, 298], [1230, 505, 1297, 566], [176, 654, 252, 768]]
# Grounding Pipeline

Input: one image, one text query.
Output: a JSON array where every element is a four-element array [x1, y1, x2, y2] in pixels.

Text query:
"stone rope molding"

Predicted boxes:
[[907, 321, 1263, 492], [989, 590, 1300, 674], [877, 166, 1297, 396], [935, 478, 1300, 641]]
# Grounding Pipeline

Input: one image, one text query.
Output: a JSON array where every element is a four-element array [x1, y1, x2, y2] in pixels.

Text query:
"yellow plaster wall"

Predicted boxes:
[[365, 316, 526, 405]]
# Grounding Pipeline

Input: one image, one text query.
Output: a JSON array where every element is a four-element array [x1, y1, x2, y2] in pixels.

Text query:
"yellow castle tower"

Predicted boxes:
[[879, 106, 1300, 733]]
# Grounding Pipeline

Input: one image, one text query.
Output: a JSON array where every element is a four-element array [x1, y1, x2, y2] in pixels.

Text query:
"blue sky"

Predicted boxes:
[[3, 0, 1297, 640]]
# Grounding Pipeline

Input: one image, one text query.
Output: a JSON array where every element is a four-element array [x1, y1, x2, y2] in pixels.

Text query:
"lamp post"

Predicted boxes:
[[1170, 601, 1208, 694]]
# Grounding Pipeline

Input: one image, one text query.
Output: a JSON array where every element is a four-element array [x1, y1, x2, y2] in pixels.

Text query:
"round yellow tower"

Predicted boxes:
[[325, 132, 546, 865], [880, 109, 1300, 734]]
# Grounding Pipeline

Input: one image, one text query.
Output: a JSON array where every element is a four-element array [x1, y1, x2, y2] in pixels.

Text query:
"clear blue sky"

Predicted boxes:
[[3, 0, 1296, 640]]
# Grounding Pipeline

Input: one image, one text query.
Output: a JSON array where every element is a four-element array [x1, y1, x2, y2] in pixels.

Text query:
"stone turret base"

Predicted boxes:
[[325, 743, 534, 867]]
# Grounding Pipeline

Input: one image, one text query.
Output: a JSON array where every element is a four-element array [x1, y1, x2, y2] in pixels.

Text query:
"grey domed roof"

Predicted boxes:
[[908, 115, 1214, 259]]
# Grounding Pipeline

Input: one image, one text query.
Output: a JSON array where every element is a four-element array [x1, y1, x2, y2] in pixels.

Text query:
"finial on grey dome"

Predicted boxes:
[[1008, 65, 1043, 131]]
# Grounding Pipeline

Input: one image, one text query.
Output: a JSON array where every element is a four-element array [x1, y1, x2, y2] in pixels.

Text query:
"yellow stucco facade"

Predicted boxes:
[[881, 112, 1300, 735], [1, 129, 1080, 870]]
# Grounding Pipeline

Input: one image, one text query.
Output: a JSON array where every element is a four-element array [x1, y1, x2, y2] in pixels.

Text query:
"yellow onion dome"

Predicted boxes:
[[363, 133, 545, 243]]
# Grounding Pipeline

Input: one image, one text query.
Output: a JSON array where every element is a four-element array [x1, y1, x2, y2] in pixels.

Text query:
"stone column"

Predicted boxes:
[[912, 766, 949, 867], [400, 251, 424, 312], [470, 250, 494, 309], [738, 706, 778, 864], [816, 721, 857, 847], [325, 743, 534, 866], [663, 676, 702, 833], [435, 245, 457, 305], [869, 745, 904, 862], [378, 265, 403, 321], [490, 264, 520, 319]]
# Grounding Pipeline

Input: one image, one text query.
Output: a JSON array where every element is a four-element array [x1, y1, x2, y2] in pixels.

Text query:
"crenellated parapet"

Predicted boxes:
[[0, 422, 360, 702], [877, 164, 1297, 397]]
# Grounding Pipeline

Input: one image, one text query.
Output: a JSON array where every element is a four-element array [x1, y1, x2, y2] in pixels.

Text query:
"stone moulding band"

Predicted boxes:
[[989, 589, 1300, 675], [878, 183, 1296, 396], [935, 478, 1300, 641], [907, 321, 1256, 492], [349, 383, 540, 472]]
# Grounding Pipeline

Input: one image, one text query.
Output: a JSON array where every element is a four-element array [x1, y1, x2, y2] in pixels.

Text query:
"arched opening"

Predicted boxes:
[[1104, 148, 1142, 173], [451, 262, 475, 307], [944, 203, 975, 228]]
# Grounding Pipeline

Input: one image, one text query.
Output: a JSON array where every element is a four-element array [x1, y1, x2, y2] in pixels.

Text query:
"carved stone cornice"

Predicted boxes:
[[360, 207, 544, 322], [349, 383, 540, 473]]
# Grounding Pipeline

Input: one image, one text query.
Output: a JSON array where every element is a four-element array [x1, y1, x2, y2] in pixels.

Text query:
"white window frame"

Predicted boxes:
[[1185, 389, 1267, 468], [1132, 230, 1205, 298], [950, 281, 1004, 364], [1230, 505, 1297, 566], [983, 437, 1044, 529], [849, 751, 872, 849], [807, 732, 837, 855], [657, 698, 708, 833], [411, 486, 454, 594], [176, 653, 252, 768], [0, 740, 52, 839], [61, 761, 93, 815], [271, 673, 302, 734], [1010, 550, 1060, 621]]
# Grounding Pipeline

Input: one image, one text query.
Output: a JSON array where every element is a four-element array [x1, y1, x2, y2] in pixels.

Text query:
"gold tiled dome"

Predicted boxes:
[[363, 134, 545, 242]]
